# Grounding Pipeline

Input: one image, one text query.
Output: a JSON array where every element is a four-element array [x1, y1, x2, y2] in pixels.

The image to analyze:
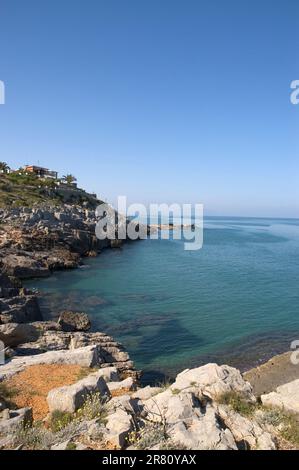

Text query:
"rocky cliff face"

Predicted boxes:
[[0, 204, 129, 326], [0, 205, 114, 278], [0, 205, 138, 380]]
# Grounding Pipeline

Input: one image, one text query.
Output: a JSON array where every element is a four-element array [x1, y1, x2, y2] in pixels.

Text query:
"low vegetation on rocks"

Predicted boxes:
[[256, 407, 299, 449], [1, 337, 299, 451], [49, 410, 74, 433], [217, 390, 257, 417], [75, 392, 108, 422], [0, 171, 99, 208]]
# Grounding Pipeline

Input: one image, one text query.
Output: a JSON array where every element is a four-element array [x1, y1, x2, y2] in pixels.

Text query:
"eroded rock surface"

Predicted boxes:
[[57, 311, 91, 332], [261, 379, 299, 414], [47, 370, 110, 413], [0, 361, 284, 450]]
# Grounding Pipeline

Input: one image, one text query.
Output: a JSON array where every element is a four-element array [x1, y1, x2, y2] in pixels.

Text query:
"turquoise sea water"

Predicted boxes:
[[26, 217, 299, 383]]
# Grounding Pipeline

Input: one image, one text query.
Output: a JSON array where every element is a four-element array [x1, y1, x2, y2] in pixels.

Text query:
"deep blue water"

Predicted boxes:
[[26, 217, 299, 383]]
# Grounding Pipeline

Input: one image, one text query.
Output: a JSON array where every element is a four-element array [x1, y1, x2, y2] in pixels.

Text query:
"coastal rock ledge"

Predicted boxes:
[[0, 361, 283, 451]]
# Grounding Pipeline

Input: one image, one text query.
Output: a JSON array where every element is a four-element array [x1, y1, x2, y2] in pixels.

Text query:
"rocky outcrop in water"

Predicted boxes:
[[0, 310, 137, 380], [0, 274, 42, 324], [57, 311, 91, 332], [0, 205, 114, 277]]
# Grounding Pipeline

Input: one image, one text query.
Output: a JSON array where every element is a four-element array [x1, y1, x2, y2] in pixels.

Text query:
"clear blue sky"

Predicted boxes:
[[0, 0, 298, 217]]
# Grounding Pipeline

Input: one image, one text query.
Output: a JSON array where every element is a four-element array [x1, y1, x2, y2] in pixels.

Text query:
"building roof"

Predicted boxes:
[[24, 165, 50, 171]]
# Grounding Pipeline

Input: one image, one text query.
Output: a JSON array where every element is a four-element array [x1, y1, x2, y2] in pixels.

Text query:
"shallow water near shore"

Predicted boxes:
[[25, 217, 299, 384]]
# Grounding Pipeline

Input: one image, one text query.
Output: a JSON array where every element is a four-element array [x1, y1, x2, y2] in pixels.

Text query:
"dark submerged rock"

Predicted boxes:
[[57, 310, 91, 332]]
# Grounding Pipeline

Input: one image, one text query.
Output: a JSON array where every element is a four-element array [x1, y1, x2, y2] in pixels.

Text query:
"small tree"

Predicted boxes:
[[0, 162, 10, 173], [62, 174, 77, 185]]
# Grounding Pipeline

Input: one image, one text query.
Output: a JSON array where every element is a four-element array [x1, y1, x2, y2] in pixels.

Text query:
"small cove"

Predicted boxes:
[[25, 216, 299, 384]]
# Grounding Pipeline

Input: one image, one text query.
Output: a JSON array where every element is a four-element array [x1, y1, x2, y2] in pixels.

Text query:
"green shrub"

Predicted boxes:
[[66, 441, 77, 450], [276, 412, 299, 446], [14, 423, 54, 450], [260, 406, 299, 447], [76, 392, 107, 422], [49, 410, 74, 432], [218, 391, 256, 416], [128, 423, 167, 450], [0, 382, 17, 406], [128, 421, 189, 450], [258, 407, 286, 426]]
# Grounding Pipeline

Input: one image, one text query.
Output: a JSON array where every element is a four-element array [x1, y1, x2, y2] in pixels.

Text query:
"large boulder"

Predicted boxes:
[[1, 254, 50, 279], [261, 379, 299, 415], [0, 407, 32, 434], [47, 370, 110, 413], [107, 377, 135, 395], [95, 366, 119, 382], [139, 363, 270, 451], [143, 390, 238, 450], [0, 345, 100, 381], [69, 332, 137, 377], [105, 409, 133, 448], [168, 406, 237, 450], [216, 404, 276, 450], [144, 389, 203, 425], [57, 311, 91, 332], [0, 323, 39, 348], [44, 250, 80, 271], [107, 394, 141, 415], [170, 364, 255, 402], [0, 295, 42, 323]]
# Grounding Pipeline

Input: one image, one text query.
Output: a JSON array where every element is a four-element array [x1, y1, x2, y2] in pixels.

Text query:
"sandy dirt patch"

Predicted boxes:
[[4, 364, 91, 421]]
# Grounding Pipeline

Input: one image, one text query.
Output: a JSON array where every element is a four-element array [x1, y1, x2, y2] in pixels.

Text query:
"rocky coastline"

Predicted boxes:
[[0, 204, 299, 450], [0, 203, 139, 374]]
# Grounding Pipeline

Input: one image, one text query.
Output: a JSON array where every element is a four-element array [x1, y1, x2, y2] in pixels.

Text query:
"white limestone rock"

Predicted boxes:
[[144, 389, 197, 424], [105, 408, 133, 448], [47, 370, 110, 413], [170, 363, 255, 402], [0, 407, 32, 434], [169, 405, 237, 450], [0, 345, 100, 381], [217, 404, 276, 450], [132, 386, 162, 401], [107, 377, 135, 394], [261, 379, 299, 415]]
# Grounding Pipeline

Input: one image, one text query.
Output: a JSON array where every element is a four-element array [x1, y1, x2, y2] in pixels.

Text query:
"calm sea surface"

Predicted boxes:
[[25, 217, 299, 384]]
